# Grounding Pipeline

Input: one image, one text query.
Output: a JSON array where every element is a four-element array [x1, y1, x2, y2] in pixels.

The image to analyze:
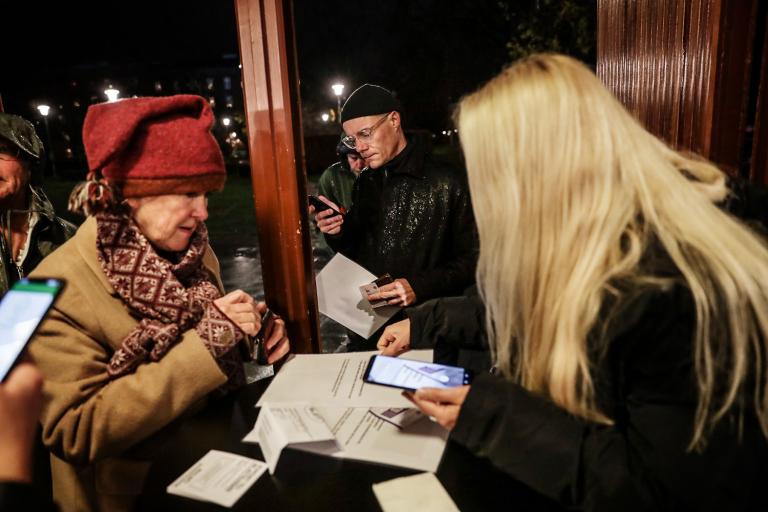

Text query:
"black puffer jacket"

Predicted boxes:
[[326, 139, 478, 303]]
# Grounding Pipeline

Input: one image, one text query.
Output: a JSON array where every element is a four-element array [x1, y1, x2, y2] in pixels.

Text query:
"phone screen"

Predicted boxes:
[[363, 354, 472, 391], [0, 278, 63, 381]]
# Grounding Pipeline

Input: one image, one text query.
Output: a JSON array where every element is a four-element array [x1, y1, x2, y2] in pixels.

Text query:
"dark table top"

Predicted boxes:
[[137, 379, 563, 511]]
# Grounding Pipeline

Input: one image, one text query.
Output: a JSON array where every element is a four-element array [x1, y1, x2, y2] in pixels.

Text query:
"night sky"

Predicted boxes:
[[1, 0, 523, 131], [1, 1, 593, 131]]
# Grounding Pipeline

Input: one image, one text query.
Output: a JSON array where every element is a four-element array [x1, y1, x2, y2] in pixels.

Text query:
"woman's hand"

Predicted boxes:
[[214, 290, 260, 336], [256, 302, 291, 364], [404, 385, 471, 430], [311, 195, 344, 235], [0, 361, 44, 483], [377, 319, 412, 356]]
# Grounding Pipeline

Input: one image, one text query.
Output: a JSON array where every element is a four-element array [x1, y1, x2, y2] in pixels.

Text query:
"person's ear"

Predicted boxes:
[[123, 197, 141, 211], [390, 111, 401, 130]]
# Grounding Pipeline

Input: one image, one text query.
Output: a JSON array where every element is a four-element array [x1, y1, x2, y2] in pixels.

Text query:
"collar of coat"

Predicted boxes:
[[74, 215, 222, 296], [379, 138, 428, 179]]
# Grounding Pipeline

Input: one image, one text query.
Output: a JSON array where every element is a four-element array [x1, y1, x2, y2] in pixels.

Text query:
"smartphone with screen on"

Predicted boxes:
[[363, 354, 472, 392], [308, 195, 344, 217], [0, 278, 64, 382]]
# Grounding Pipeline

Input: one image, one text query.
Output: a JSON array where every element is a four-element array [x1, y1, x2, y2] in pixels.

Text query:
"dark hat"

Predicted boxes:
[[340, 84, 401, 124], [0, 112, 44, 160], [335, 133, 357, 156]]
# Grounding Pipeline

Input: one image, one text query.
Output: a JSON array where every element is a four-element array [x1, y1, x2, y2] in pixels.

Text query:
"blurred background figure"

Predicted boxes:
[[316, 135, 366, 212], [0, 113, 75, 295]]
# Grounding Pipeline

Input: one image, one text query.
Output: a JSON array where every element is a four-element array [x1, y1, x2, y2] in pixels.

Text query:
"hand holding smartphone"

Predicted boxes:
[[308, 195, 344, 217], [252, 309, 275, 365], [363, 354, 472, 392], [0, 278, 64, 382]]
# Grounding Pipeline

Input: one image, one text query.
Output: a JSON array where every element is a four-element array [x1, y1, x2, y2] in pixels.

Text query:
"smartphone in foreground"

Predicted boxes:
[[308, 195, 344, 217], [363, 354, 472, 392], [0, 278, 64, 382]]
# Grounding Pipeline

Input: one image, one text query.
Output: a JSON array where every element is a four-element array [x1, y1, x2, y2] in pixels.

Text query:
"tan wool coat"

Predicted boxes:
[[29, 216, 229, 512]]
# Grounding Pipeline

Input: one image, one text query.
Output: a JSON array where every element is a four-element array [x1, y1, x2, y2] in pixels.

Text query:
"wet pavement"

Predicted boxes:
[[210, 225, 351, 354]]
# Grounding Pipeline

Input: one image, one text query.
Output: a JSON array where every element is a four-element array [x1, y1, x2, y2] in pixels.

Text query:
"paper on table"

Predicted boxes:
[[166, 450, 267, 508], [294, 406, 448, 473], [372, 473, 460, 512], [315, 253, 400, 338], [256, 350, 433, 408], [242, 403, 338, 474]]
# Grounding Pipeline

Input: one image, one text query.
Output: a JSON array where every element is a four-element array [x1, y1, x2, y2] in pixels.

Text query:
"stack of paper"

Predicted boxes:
[[244, 350, 449, 474]]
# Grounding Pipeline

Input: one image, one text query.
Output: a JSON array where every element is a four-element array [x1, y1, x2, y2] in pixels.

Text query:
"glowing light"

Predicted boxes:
[[104, 88, 120, 102]]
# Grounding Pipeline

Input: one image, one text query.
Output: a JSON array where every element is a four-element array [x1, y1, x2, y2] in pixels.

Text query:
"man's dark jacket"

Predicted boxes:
[[325, 139, 477, 302]]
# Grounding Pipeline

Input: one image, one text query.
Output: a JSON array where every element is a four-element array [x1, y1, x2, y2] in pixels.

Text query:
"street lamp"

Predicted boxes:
[[321, 113, 330, 123], [104, 87, 120, 102], [331, 83, 345, 123], [222, 117, 231, 127], [36, 104, 56, 178]]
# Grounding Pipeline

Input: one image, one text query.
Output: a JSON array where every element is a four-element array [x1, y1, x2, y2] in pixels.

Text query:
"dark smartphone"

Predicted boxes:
[[363, 354, 473, 392], [0, 278, 65, 382], [253, 309, 275, 365], [308, 195, 343, 217]]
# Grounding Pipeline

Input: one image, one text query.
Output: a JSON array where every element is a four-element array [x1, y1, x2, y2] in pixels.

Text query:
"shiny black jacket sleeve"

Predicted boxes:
[[450, 284, 768, 511], [404, 184, 477, 302]]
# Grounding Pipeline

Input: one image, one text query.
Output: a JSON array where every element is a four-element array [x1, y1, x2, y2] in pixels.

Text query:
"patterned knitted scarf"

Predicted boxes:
[[96, 212, 222, 378]]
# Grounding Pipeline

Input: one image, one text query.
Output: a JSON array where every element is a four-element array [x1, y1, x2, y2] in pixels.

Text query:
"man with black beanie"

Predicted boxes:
[[313, 84, 477, 350]]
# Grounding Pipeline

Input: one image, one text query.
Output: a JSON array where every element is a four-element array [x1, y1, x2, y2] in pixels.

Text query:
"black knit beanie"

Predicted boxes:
[[340, 84, 402, 124]]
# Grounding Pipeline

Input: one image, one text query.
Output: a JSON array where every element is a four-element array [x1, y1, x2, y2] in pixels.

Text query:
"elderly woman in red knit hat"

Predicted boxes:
[[27, 95, 290, 512]]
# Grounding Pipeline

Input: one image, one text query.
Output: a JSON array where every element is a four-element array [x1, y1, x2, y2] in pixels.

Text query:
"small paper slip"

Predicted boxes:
[[242, 403, 339, 474], [166, 450, 267, 507], [315, 253, 400, 338], [372, 472, 460, 512]]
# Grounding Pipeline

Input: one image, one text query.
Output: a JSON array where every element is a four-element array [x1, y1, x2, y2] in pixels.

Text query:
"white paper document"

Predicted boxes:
[[297, 406, 449, 472], [242, 403, 338, 474], [167, 450, 267, 507], [315, 253, 400, 338], [372, 472, 461, 512], [256, 350, 433, 408], [244, 404, 448, 473]]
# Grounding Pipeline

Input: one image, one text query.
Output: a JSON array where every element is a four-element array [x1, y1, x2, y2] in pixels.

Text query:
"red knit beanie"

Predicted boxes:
[[69, 95, 226, 214]]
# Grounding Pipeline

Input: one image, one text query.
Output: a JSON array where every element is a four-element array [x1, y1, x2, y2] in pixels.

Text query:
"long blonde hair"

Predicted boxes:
[[456, 54, 768, 448]]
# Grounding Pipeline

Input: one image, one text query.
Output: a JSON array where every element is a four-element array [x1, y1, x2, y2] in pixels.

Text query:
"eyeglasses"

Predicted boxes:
[[0, 143, 21, 161], [341, 112, 391, 150]]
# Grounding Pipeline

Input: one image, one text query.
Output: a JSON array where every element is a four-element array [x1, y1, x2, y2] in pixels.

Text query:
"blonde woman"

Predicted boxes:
[[407, 54, 768, 510]]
